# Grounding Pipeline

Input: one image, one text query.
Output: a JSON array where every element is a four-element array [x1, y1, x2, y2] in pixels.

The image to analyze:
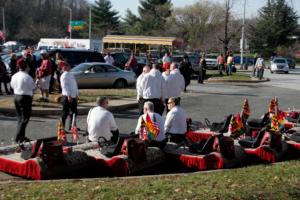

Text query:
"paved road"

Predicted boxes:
[[262, 67, 300, 91], [1, 78, 300, 146]]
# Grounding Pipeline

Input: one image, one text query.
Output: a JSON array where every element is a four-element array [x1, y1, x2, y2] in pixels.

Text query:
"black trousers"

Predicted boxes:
[[0, 79, 10, 94], [61, 96, 78, 129], [138, 98, 144, 116], [167, 133, 186, 143], [14, 95, 32, 142]]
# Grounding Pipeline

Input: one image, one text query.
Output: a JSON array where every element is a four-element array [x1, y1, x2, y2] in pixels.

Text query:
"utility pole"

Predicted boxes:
[[240, 0, 246, 69], [89, 7, 92, 39], [2, 7, 5, 43], [65, 7, 72, 40]]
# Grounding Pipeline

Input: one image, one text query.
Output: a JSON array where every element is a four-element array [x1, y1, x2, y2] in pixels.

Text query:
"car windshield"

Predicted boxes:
[[71, 63, 89, 72], [206, 55, 217, 59], [274, 59, 286, 64]]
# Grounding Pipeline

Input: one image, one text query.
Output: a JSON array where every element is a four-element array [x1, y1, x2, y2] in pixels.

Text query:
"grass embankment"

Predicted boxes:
[[206, 71, 252, 81], [0, 89, 137, 108], [1, 160, 300, 199]]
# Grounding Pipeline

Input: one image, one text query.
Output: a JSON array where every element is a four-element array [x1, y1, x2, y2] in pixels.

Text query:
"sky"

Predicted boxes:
[[89, 0, 300, 20]]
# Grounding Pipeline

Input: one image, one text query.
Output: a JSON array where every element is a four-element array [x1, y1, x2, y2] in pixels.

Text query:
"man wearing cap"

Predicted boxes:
[[11, 57, 36, 143], [60, 61, 79, 129], [37, 50, 52, 102]]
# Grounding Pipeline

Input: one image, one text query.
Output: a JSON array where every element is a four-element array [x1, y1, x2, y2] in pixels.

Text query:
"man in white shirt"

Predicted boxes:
[[87, 96, 119, 143], [135, 101, 166, 148], [255, 55, 265, 80], [165, 97, 187, 143], [163, 63, 185, 112], [104, 52, 114, 65], [138, 64, 166, 115], [136, 65, 150, 115], [10, 58, 36, 143], [60, 61, 79, 129]]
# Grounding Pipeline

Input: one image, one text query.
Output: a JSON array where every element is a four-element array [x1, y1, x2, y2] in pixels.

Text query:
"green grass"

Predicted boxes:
[[207, 71, 252, 81], [0, 89, 137, 108], [78, 89, 136, 103], [1, 160, 300, 199]]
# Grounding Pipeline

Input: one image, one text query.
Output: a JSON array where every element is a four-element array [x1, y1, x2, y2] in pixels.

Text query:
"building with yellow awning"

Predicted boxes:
[[103, 35, 183, 53]]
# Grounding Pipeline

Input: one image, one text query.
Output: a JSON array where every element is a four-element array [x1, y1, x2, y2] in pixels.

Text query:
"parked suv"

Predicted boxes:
[[286, 58, 296, 69], [205, 54, 218, 69], [48, 49, 105, 68]]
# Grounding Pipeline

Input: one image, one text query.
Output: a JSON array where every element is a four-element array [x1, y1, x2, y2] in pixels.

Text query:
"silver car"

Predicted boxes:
[[270, 58, 289, 74], [70, 62, 136, 89], [205, 54, 218, 69]]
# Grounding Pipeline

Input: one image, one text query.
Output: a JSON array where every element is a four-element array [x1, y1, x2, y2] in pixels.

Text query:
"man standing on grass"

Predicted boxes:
[[10, 58, 35, 143], [60, 61, 78, 129]]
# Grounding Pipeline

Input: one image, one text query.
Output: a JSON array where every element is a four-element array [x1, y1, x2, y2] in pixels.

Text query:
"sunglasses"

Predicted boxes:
[[167, 101, 174, 104]]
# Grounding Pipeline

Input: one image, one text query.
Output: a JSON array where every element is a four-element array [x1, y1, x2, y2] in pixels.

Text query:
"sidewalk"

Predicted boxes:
[[0, 96, 138, 116]]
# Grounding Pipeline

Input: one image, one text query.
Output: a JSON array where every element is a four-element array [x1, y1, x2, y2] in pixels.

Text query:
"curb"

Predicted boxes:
[[0, 102, 138, 116], [206, 77, 270, 83]]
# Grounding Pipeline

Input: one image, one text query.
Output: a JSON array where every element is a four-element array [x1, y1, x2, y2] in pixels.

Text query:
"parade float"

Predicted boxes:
[[1, 98, 300, 180]]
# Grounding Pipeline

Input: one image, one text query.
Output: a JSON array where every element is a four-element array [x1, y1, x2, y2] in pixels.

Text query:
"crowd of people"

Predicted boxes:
[[6, 48, 79, 144], [87, 60, 188, 148], [5, 47, 266, 146]]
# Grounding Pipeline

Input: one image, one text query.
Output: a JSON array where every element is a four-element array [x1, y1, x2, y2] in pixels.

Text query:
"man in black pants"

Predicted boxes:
[[10, 57, 36, 143], [137, 64, 166, 115], [60, 61, 79, 129]]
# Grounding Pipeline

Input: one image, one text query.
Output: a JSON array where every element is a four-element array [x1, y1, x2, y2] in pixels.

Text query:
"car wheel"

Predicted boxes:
[[270, 70, 273, 74], [285, 71, 289, 74], [114, 79, 127, 89]]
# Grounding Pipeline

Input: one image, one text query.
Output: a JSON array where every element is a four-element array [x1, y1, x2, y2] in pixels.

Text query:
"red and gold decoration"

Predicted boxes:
[[139, 113, 160, 141], [57, 121, 67, 144]]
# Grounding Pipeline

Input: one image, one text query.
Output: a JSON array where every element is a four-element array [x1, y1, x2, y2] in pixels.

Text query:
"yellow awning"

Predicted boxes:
[[103, 35, 179, 46]]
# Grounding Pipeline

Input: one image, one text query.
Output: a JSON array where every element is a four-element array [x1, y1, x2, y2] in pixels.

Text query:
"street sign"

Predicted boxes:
[[70, 20, 86, 31]]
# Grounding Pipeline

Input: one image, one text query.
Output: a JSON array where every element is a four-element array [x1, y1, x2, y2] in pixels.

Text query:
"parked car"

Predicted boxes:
[[270, 58, 289, 74], [70, 62, 136, 89], [205, 54, 218, 69], [286, 58, 296, 69], [188, 55, 200, 74], [48, 49, 105, 68], [110, 52, 128, 69]]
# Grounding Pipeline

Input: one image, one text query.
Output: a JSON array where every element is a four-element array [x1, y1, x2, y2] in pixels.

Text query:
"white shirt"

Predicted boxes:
[[87, 106, 118, 142], [138, 69, 166, 99], [164, 70, 185, 98], [10, 71, 35, 96], [104, 55, 114, 65], [162, 55, 171, 63], [255, 58, 265, 69], [60, 71, 79, 98], [164, 106, 187, 134], [135, 112, 165, 141], [136, 72, 146, 100]]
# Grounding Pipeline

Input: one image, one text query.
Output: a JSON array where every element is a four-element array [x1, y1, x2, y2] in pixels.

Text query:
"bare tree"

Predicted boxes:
[[218, 0, 242, 54]]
